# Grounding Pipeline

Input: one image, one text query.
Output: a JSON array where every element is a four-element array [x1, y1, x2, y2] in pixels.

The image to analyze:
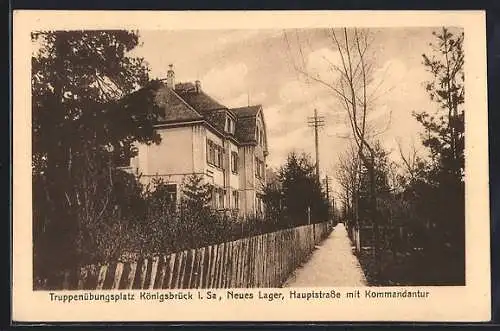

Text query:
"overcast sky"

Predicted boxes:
[[130, 27, 452, 194]]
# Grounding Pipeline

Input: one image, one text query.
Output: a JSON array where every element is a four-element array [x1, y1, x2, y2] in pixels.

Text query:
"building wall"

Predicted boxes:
[[129, 126, 200, 204], [129, 119, 266, 217], [192, 124, 206, 174], [204, 128, 225, 188], [239, 145, 256, 216], [144, 126, 194, 176]]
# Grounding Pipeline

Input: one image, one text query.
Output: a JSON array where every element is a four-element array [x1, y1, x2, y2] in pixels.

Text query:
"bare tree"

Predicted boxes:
[[396, 137, 423, 183], [288, 28, 385, 272], [335, 142, 361, 227]]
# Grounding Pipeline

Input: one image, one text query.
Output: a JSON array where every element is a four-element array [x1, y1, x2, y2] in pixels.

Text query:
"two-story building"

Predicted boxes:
[[122, 65, 268, 217]]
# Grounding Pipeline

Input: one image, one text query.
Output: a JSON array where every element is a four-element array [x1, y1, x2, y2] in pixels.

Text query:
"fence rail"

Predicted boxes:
[[40, 221, 334, 290]]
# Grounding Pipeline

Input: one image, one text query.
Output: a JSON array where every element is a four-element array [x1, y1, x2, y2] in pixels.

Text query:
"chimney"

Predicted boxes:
[[195, 80, 201, 93], [166, 64, 175, 89]]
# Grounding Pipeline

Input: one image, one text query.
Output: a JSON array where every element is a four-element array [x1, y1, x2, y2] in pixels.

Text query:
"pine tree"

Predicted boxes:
[[278, 152, 329, 225], [410, 27, 465, 284], [181, 174, 213, 210]]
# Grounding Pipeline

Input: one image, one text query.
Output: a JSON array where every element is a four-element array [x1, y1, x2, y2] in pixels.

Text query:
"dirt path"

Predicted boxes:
[[283, 223, 367, 287]]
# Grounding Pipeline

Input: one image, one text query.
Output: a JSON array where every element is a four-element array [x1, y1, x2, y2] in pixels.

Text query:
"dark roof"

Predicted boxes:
[[111, 80, 202, 124], [154, 84, 203, 122], [231, 105, 263, 143], [234, 116, 256, 143], [203, 110, 226, 132], [120, 80, 264, 145], [231, 105, 261, 118], [175, 85, 226, 113]]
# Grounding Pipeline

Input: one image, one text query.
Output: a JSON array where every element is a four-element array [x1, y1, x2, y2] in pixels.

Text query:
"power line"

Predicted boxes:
[[295, 30, 320, 110]]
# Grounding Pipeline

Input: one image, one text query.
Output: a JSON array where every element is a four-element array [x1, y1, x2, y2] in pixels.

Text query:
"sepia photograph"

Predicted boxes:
[[13, 10, 490, 322]]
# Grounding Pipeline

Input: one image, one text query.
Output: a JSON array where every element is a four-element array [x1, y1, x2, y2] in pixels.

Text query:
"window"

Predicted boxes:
[[216, 147, 223, 168], [255, 158, 265, 179], [207, 140, 215, 164], [255, 158, 259, 178], [207, 139, 223, 168], [210, 186, 216, 208], [219, 189, 225, 209], [255, 195, 264, 215], [231, 152, 239, 174], [232, 190, 239, 209], [165, 184, 177, 207], [256, 124, 264, 146], [225, 117, 235, 134], [211, 187, 225, 209]]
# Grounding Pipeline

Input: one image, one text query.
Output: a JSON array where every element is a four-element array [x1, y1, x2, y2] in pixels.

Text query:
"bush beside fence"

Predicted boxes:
[[39, 220, 334, 290]]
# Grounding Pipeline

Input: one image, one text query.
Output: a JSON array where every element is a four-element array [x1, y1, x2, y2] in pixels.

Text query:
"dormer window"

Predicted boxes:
[[256, 125, 264, 146], [225, 116, 235, 134]]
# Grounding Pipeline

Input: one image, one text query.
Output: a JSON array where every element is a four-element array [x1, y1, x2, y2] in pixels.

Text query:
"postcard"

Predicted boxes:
[[12, 10, 490, 322]]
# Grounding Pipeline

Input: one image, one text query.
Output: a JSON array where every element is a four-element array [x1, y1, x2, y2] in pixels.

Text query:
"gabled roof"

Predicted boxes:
[[234, 116, 257, 143], [203, 110, 226, 133], [110, 80, 202, 125], [154, 84, 203, 123], [175, 84, 226, 113], [230, 105, 263, 144], [118, 80, 266, 146], [231, 105, 261, 118]]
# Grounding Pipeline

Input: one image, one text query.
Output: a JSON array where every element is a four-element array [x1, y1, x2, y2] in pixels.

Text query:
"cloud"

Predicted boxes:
[[368, 104, 390, 122], [325, 123, 352, 139], [201, 62, 249, 99], [306, 47, 342, 85], [267, 126, 313, 168], [268, 103, 317, 138], [279, 80, 310, 104], [370, 59, 409, 102], [225, 91, 267, 108], [215, 30, 262, 45]]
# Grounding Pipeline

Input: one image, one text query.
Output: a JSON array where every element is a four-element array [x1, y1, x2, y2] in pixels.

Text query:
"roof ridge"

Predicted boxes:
[[198, 90, 227, 110], [231, 104, 262, 118], [169, 88, 204, 118], [231, 104, 261, 109]]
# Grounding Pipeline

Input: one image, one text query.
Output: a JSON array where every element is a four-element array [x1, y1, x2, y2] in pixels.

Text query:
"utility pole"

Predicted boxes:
[[325, 175, 331, 221], [307, 109, 325, 181], [324, 175, 335, 221], [325, 175, 330, 201], [331, 195, 335, 221]]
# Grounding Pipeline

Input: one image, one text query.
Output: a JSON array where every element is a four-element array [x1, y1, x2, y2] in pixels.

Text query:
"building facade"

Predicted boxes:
[[122, 65, 268, 217]]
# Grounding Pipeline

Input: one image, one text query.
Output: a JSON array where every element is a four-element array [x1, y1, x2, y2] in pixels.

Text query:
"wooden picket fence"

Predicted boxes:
[[42, 221, 334, 290]]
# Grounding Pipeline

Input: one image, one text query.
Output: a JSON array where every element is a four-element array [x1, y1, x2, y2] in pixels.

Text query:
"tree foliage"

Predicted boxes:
[[32, 30, 162, 275], [414, 28, 465, 183], [181, 174, 213, 211], [261, 168, 284, 225], [262, 152, 329, 225], [411, 27, 465, 255]]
